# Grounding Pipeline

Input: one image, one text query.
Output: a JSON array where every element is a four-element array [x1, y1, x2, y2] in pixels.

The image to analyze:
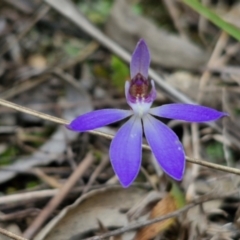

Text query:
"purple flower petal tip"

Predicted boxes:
[[143, 115, 185, 181], [150, 104, 229, 123], [137, 39, 148, 51], [169, 168, 184, 181], [121, 177, 135, 188], [65, 124, 73, 131], [110, 117, 142, 188], [222, 112, 230, 117], [69, 109, 132, 132], [130, 39, 150, 79]]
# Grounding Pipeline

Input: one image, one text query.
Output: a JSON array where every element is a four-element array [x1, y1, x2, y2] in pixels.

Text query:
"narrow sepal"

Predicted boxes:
[[68, 109, 132, 132], [143, 115, 185, 181], [150, 104, 228, 122], [110, 117, 142, 187], [130, 39, 150, 79]]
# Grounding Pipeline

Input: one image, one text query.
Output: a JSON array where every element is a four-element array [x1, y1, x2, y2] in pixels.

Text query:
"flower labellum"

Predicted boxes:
[[68, 39, 228, 188]]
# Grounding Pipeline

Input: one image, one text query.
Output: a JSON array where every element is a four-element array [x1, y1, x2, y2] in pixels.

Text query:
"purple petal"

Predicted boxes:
[[130, 39, 150, 79], [143, 115, 185, 181], [150, 104, 228, 122], [110, 117, 142, 187], [68, 109, 132, 132]]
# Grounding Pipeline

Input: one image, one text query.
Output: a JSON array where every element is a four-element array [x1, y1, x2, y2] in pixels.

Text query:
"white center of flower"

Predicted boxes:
[[131, 97, 152, 118]]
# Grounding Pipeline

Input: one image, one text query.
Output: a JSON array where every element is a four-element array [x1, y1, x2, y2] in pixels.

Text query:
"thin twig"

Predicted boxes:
[[83, 190, 239, 240], [0, 98, 239, 176], [0, 209, 40, 222], [198, 31, 229, 103], [82, 156, 109, 194], [0, 98, 68, 125], [0, 183, 149, 206], [0, 189, 60, 205], [198, 0, 211, 47], [23, 152, 94, 239], [191, 123, 201, 178], [162, 0, 187, 38], [185, 156, 240, 174], [0, 227, 28, 240], [33, 168, 62, 188]]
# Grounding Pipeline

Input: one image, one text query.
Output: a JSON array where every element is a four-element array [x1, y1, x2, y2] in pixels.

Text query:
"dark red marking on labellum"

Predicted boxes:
[[129, 73, 150, 98]]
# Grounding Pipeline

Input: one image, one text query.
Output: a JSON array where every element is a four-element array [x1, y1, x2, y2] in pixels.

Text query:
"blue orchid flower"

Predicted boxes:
[[68, 39, 228, 188]]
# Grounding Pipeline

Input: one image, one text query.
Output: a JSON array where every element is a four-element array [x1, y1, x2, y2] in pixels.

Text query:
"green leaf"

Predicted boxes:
[[132, 5, 143, 15], [63, 41, 82, 57], [170, 182, 186, 209], [182, 0, 240, 41], [206, 142, 224, 162], [78, 0, 112, 24], [26, 180, 40, 189], [0, 146, 18, 166], [110, 55, 129, 90]]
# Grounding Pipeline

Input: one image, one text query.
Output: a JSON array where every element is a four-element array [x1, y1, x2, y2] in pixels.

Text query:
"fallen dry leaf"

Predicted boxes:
[[134, 193, 177, 240], [134, 183, 185, 240], [35, 186, 148, 240]]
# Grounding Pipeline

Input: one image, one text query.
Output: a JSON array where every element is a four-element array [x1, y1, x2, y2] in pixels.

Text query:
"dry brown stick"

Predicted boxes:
[[82, 156, 109, 194], [0, 183, 147, 206], [185, 156, 240, 174], [0, 189, 73, 205], [0, 98, 68, 125], [32, 168, 62, 189], [0, 186, 91, 205], [162, 0, 187, 38], [191, 123, 201, 178], [0, 227, 28, 240], [198, 31, 229, 103], [23, 152, 94, 239], [215, 42, 240, 67], [0, 209, 40, 222], [140, 166, 158, 191], [0, 98, 239, 176], [83, 190, 239, 240], [198, 0, 211, 46]]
